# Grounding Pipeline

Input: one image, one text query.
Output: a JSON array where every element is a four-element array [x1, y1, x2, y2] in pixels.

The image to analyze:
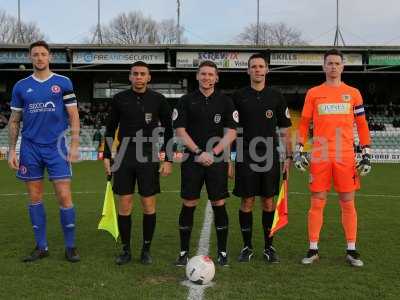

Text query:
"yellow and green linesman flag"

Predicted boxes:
[[98, 175, 119, 241], [269, 171, 288, 237]]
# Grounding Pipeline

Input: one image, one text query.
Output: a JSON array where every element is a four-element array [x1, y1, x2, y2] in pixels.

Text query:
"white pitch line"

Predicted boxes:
[[182, 201, 214, 300]]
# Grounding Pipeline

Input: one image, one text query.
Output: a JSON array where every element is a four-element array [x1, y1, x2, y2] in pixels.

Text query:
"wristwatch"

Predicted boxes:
[[194, 148, 203, 155]]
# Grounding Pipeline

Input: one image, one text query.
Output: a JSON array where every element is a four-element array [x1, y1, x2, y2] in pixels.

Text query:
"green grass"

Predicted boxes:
[[0, 161, 399, 299]]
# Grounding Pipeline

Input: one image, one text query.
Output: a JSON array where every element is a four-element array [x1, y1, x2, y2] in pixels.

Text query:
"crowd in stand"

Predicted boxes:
[[367, 119, 386, 131], [78, 102, 111, 128], [366, 103, 400, 131], [0, 100, 11, 129]]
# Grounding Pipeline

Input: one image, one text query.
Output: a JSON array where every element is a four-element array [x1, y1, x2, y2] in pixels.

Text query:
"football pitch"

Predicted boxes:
[[0, 161, 399, 300]]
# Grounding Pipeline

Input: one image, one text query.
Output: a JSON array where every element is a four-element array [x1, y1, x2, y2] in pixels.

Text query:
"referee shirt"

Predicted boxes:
[[104, 88, 173, 160], [232, 86, 292, 151], [173, 90, 237, 151]]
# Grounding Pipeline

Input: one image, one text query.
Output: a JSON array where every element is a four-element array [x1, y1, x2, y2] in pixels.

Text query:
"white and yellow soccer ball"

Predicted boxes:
[[185, 255, 215, 285]]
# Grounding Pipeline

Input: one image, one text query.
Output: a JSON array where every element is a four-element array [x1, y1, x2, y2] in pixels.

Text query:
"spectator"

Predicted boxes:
[[92, 128, 103, 149], [0, 114, 7, 129]]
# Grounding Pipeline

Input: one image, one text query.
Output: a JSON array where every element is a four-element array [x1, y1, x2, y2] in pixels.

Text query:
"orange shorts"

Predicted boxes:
[[309, 156, 360, 193]]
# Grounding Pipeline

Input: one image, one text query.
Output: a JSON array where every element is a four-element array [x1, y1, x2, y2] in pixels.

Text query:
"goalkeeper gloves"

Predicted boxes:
[[356, 146, 372, 176], [294, 143, 310, 172]]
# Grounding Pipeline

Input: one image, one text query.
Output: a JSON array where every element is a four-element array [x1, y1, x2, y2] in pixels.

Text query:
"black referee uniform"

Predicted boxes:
[[174, 89, 237, 201], [104, 88, 173, 196], [173, 89, 237, 265], [233, 85, 292, 262]]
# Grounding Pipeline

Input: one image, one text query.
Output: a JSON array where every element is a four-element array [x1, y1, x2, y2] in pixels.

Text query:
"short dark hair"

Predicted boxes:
[[131, 60, 150, 70], [324, 48, 344, 62], [29, 40, 50, 53], [248, 53, 268, 68], [198, 60, 218, 73]]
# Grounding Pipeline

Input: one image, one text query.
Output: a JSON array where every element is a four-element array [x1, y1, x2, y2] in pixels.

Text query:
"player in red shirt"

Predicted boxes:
[[295, 49, 371, 267]]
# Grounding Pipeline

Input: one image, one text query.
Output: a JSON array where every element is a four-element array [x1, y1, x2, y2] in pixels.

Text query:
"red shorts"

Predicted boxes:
[[309, 156, 360, 193]]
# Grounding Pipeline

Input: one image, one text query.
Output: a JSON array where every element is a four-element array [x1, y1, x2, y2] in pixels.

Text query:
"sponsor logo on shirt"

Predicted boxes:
[[266, 110, 273, 118], [28, 101, 56, 113], [214, 114, 221, 124], [318, 103, 351, 115]]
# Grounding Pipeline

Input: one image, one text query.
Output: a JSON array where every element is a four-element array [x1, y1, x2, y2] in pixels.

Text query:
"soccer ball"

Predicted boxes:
[[185, 255, 215, 285]]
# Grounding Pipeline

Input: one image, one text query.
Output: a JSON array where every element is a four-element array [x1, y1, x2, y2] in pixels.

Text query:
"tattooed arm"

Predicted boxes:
[[8, 110, 22, 170]]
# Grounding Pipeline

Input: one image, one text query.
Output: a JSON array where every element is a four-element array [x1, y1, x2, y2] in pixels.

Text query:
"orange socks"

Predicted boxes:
[[308, 198, 327, 244], [339, 200, 357, 244]]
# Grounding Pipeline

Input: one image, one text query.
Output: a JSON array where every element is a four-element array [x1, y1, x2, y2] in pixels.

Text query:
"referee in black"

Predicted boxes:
[[103, 61, 173, 265], [233, 53, 292, 263], [173, 61, 237, 267]]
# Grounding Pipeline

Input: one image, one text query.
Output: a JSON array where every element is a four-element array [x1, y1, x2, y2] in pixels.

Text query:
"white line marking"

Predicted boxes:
[[181, 201, 214, 300]]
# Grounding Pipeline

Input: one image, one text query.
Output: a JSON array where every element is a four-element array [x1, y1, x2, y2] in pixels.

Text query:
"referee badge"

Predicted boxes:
[[214, 114, 221, 124], [266, 110, 273, 118], [145, 113, 152, 124]]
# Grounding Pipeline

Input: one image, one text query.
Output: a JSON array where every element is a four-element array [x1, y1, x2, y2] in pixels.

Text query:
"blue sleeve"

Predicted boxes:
[[10, 83, 23, 111], [63, 78, 77, 107]]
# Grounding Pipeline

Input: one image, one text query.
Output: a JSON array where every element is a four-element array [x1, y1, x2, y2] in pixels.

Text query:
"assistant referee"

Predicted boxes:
[[103, 61, 173, 265], [233, 53, 292, 263]]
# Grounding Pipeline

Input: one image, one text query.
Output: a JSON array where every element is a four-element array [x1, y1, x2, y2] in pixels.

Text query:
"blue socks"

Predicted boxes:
[[28, 202, 48, 250], [60, 206, 76, 248]]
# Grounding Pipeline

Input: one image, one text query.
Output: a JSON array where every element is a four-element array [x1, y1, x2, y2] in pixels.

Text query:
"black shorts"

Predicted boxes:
[[181, 156, 229, 201], [233, 150, 280, 198], [112, 148, 160, 197]]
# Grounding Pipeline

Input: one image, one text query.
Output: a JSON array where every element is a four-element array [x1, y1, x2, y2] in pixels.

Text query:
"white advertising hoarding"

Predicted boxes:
[[176, 52, 254, 69], [73, 51, 165, 64]]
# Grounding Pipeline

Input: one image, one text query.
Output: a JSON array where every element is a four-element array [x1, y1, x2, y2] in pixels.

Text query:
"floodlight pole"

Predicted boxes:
[[92, 0, 103, 44], [256, 0, 260, 45], [97, 0, 103, 44], [177, 0, 181, 44], [333, 0, 345, 46], [17, 0, 24, 43]]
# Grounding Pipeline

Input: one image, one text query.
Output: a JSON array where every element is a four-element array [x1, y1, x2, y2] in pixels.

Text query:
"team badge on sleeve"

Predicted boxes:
[[266, 110, 273, 118], [233, 110, 239, 123], [172, 108, 178, 121], [285, 108, 291, 119]]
